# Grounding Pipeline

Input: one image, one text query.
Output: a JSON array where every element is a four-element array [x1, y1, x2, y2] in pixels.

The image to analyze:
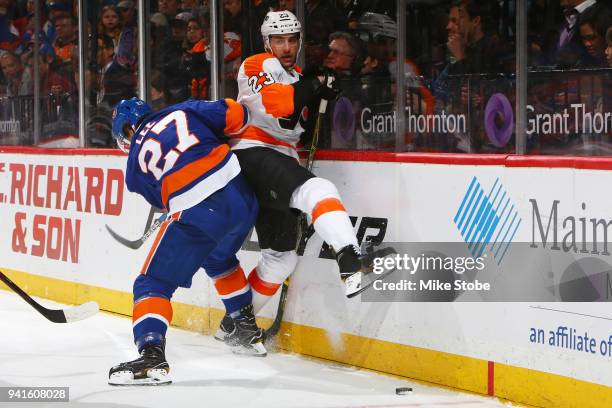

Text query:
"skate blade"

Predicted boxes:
[[108, 369, 172, 386], [230, 341, 267, 357], [347, 264, 400, 298], [213, 328, 229, 342], [344, 272, 363, 298]]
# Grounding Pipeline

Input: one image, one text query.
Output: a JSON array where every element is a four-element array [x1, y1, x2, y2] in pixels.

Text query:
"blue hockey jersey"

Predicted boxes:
[[125, 98, 249, 213]]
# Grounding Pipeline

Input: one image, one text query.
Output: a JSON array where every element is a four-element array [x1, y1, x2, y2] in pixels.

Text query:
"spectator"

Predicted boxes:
[[324, 31, 363, 77], [223, 0, 241, 33], [185, 17, 204, 50], [187, 18, 210, 99], [276, 0, 295, 13], [0, 51, 30, 96], [357, 12, 396, 69], [98, 51, 136, 108], [44, 0, 71, 43], [577, 9, 612, 66], [25, 43, 75, 95], [95, 33, 115, 104], [13, 0, 38, 43], [159, 0, 179, 21], [0, 0, 21, 52], [98, 6, 123, 49], [357, 12, 435, 115], [150, 69, 169, 110], [305, 0, 347, 68], [150, 0, 179, 41], [52, 14, 77, 65], [170, 16, 188, 48], [445, 0, 508, 75], [180, 0, 200, 14], [116, 0, 136, 28], [225, 0, 266, 58], [553, 0, 610, 67]]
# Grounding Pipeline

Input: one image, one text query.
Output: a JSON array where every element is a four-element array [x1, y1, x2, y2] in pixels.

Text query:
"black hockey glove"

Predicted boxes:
[[316, 70, 341, 102]]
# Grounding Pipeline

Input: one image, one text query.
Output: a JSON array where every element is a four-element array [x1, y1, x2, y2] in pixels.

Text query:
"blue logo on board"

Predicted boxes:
[[454, 177, 521, 264]]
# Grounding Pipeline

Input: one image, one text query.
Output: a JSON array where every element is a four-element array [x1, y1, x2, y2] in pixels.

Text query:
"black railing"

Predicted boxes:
[[0, 93, 78, 146]]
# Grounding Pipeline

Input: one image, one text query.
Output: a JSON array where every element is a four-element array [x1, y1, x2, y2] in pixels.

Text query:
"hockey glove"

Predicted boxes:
[[316, 71, 341, 102]]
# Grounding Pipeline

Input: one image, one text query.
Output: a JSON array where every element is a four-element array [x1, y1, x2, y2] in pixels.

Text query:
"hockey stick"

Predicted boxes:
[[266, 96, 329, 338], [0, 270, 99, 323], [106, 212, 169, 250]]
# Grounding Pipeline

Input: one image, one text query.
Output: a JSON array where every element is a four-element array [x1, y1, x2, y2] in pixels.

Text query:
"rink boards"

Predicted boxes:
[[0, 147, 610, 408]]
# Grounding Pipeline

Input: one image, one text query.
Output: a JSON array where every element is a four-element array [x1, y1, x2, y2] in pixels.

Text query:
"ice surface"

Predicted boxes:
[[0, 290, 511, 408]]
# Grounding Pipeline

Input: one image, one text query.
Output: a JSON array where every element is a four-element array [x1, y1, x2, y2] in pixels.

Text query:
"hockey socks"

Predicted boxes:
[[290, 177, 358, 252], [132, 296, 173, 351], [210, 265, 252, 315]]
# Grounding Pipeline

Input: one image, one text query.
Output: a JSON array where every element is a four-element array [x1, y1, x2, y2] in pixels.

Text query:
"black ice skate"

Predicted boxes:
[[108, 343, 171, 386], [213, 313, 234, 342], [337, 241, 397, 298], [224, 305, 267, 357]]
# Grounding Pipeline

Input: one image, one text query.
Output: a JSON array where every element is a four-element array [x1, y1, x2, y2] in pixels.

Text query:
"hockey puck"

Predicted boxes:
[[395, 386, 413, 395]]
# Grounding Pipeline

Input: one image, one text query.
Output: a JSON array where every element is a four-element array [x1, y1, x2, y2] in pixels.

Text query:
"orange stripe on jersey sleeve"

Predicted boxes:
[[224, 98, 246, 134], [242, 53, 295, 117], [261, 83, 294, 117], [312, 198, 346, 223], [214, 266, 248, 296], [161, 144, 230, 207], [248, 268, 281, 296], [132, 297, 173, 323], [243, 53, 273, 76]]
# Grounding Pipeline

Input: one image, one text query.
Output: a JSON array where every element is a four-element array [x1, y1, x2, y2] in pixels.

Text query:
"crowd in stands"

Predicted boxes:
[[0, 0, 609, 151]]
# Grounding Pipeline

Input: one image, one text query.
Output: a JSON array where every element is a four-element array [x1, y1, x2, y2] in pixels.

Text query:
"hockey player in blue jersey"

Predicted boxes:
[[108, 97, 265, 386]]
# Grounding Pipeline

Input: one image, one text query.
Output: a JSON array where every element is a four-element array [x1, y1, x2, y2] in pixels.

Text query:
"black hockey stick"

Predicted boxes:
[[266, 96, 329, 338], [106, 212, 169, 250], [0, 270, 99, 323]]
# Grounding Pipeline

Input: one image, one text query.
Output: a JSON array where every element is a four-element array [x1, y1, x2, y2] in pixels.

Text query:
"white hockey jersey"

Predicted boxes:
[[230, 53, 305, 159]]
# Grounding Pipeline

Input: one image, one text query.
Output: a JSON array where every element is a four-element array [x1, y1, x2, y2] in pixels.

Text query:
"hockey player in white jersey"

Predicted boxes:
[[218, 10, 391, 339]]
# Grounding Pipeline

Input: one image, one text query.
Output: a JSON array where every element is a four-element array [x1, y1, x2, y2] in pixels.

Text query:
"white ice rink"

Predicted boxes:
[[0, 290, 513, 408]]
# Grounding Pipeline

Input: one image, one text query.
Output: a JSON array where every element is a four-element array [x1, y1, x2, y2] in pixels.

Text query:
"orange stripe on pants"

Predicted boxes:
[[248, 268, 281, 296], [132, 297, 173, 324], [312, 198, 346, 224], [214, 266, 248, 296], [140, 213, 182, 275]]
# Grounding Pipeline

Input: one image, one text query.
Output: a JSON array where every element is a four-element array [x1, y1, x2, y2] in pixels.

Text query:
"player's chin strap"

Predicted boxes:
[[266, 85, 331, 338]]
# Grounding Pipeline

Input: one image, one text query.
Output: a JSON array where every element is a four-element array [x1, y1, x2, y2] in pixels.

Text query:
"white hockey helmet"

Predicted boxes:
[[261, 10, 302, 53], [358, 12, 397, 40]]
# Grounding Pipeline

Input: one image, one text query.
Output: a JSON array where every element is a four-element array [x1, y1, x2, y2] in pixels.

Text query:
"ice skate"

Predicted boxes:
[[108, 343, 171, 386], [224, 305, 267, 357], [213, 313, 234, 342], [337, 241, 397, 298]]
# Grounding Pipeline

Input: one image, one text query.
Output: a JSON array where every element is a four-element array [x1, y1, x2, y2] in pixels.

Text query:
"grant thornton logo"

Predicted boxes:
[[484, 93, 514, 147], [454, 177, 521, 264]]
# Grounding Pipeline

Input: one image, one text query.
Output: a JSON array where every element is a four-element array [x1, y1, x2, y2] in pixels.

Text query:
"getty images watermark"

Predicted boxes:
[[371, 253, 491, 292], [362, 242, 612, 302]]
